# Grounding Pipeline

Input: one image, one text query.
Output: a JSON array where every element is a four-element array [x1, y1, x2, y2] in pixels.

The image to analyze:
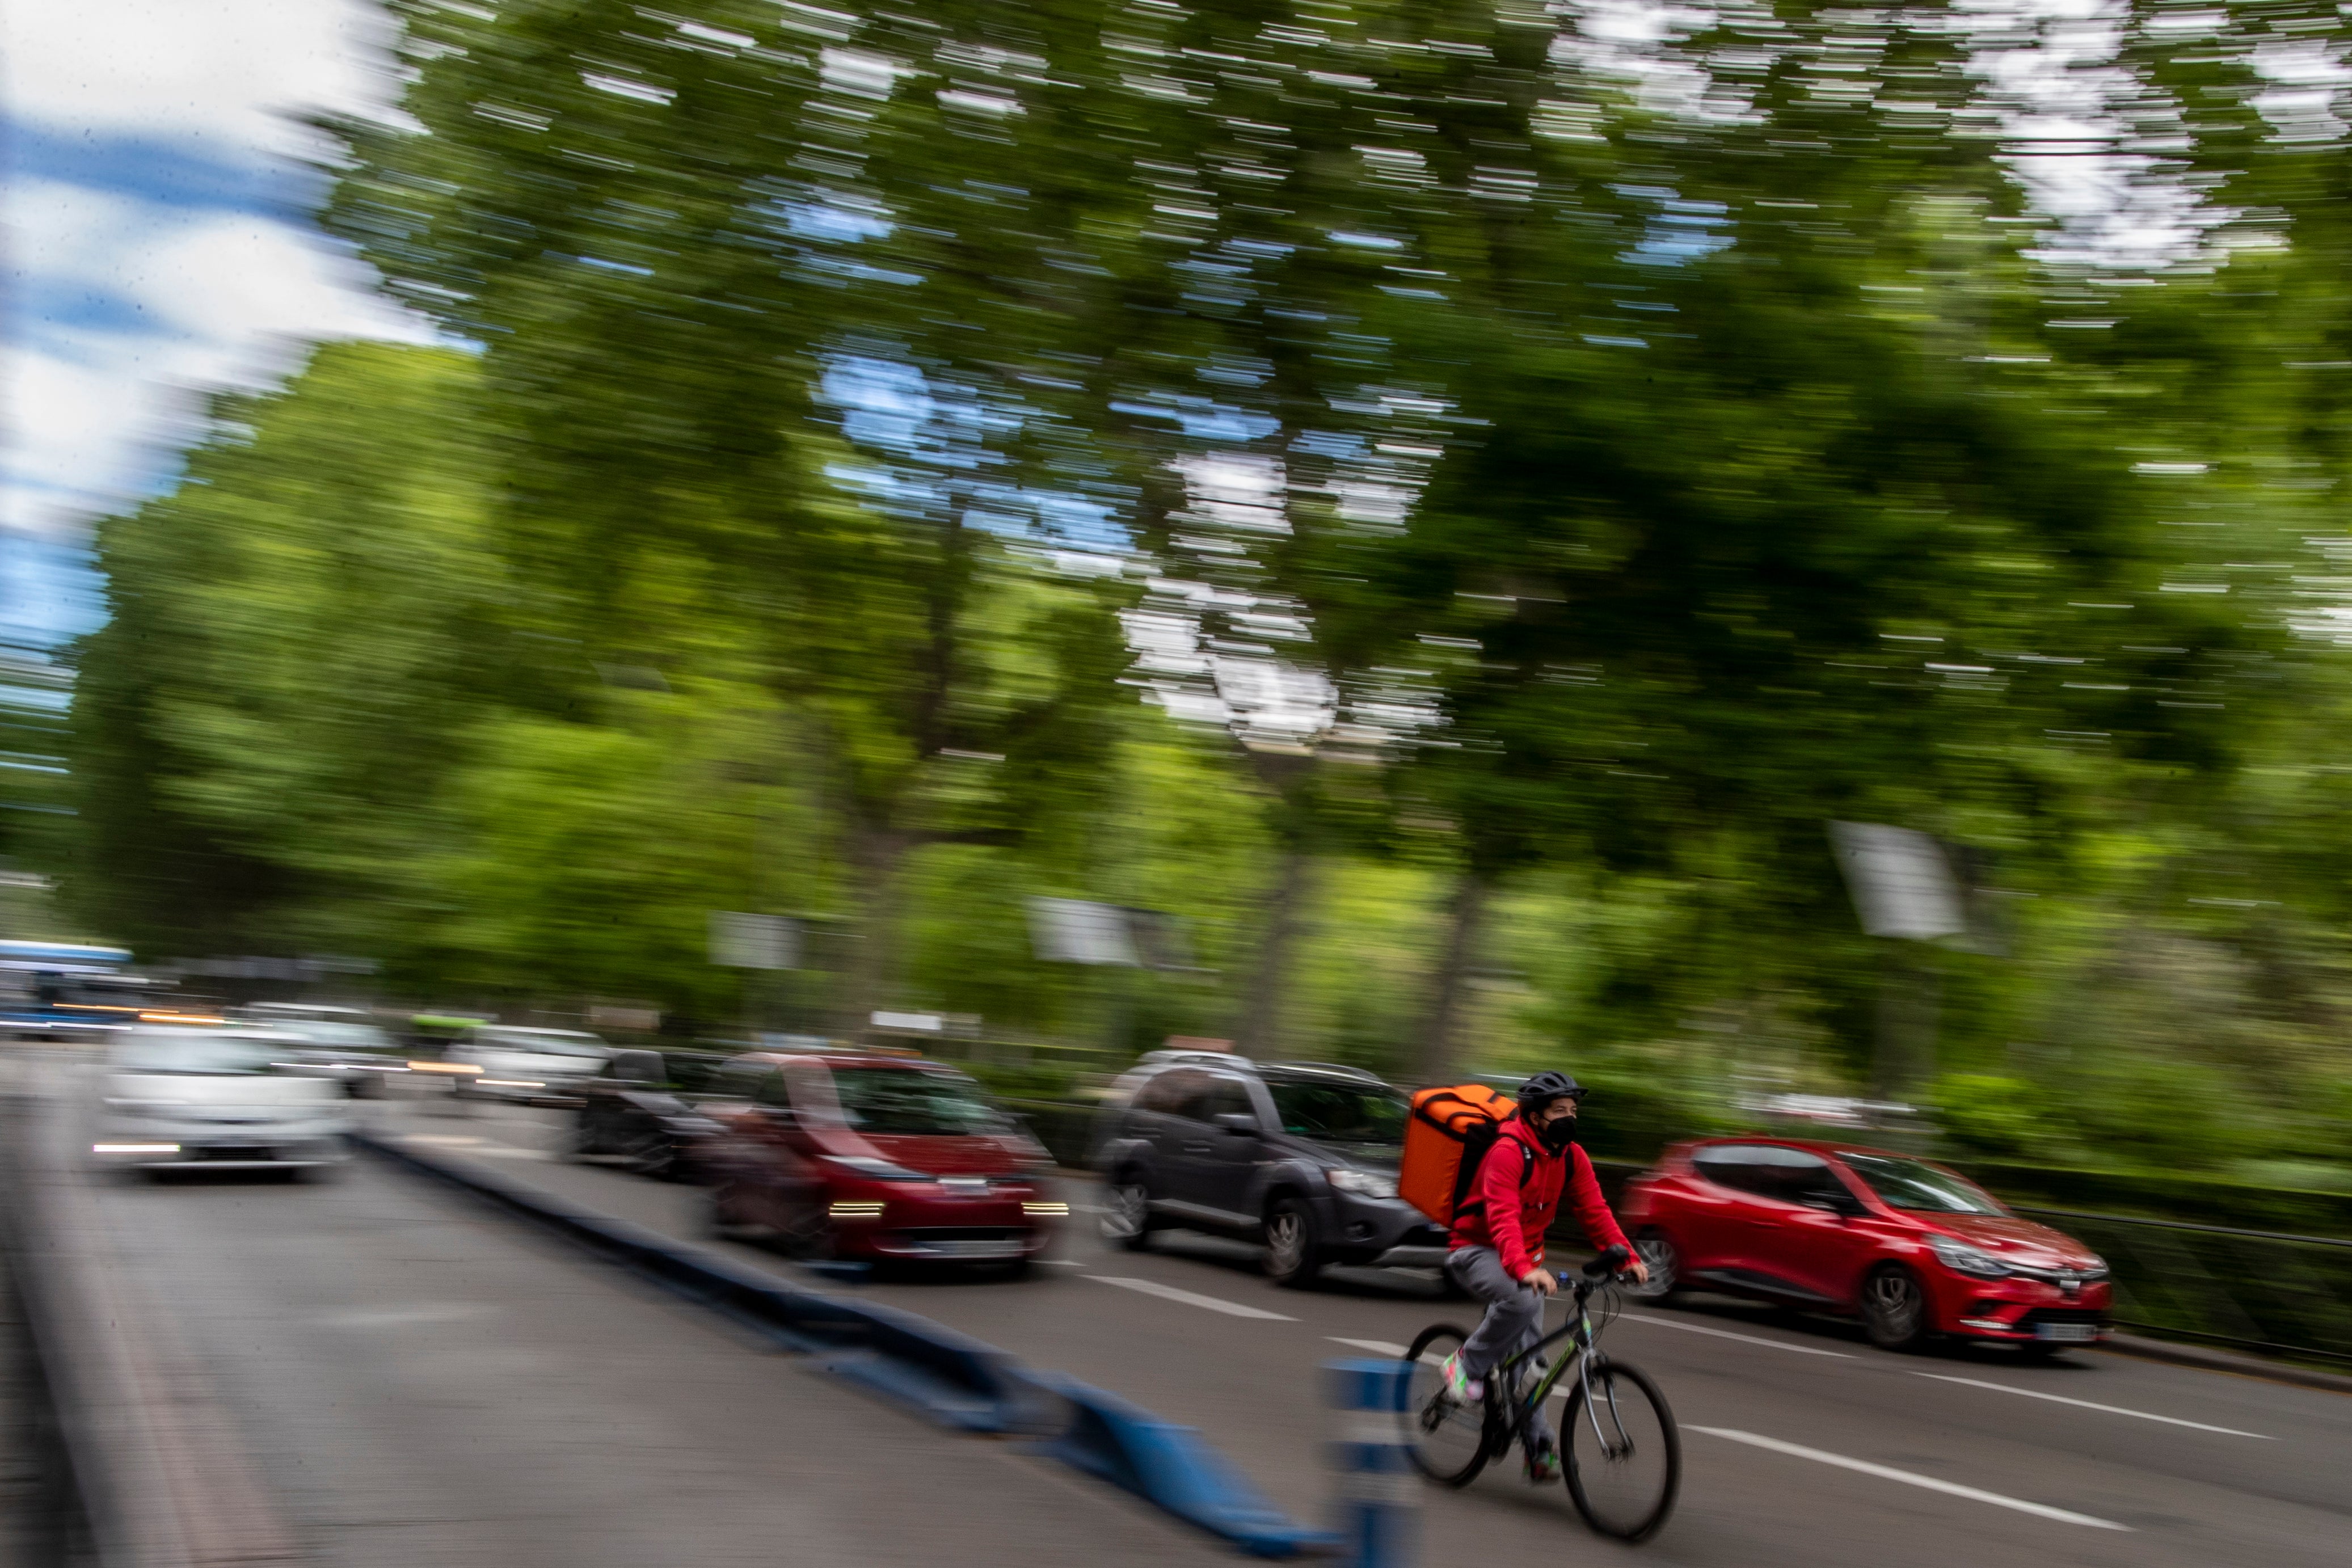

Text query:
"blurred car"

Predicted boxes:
[[92, 1026, 353, 1175], [445, 1025, 613, 1104], [233, 1004, 406, 1097], [569, 1048, 727, 1181], [1618, 1137, 2113, 1354], [699, 1049, 1060, 1267], [1091, 1053, 1449, 1287]]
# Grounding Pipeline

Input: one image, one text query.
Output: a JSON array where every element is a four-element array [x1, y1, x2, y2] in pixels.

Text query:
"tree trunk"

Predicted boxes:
[[1416, 870, 1491, 1086], [1869, 943, 1941, 1110], [839, 822, 911, 1035], [1233, 845, 1313, 1058]]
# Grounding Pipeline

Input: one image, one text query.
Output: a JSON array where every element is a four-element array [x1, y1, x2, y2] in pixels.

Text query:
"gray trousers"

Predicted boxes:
[[1445, 1245, 1555, 1448]]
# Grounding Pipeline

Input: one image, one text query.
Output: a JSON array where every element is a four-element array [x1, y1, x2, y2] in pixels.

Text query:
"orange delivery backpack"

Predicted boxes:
[[1401, 1082, 1528, 1226]]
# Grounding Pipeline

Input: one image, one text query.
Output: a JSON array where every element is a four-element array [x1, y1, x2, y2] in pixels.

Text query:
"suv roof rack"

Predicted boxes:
[[1137, 1048, 1254, 1069], [1264, 1060, 1382, 1080]]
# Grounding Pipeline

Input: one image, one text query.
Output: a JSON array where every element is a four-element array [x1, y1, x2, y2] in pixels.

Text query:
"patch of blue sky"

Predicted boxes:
[[1108, 395, 1280, 444], [0, 532, 105, 653], [1612, 183, 1734, 268], [22, 285, 162, 347], [574, 255, 654, 277], [783, 200, 893, 243], [1329, 230, 1403, 249], [7, 120, 308, 216], [823, 352, 1018, 463], [821, 352, 1131, 551], [802, 255, 925, 287]]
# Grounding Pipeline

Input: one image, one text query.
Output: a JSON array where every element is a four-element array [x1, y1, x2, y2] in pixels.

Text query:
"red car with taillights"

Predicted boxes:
[[698, 1049, 1064, 1269], [1617, 1137, 2113, 1355]]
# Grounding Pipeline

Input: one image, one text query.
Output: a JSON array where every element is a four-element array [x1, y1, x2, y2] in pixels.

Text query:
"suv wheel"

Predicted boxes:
[[1861, 1264, 1931, 1351], [1102, 1178, 1156, 1250], [1264, 1196, 1323, 1288]]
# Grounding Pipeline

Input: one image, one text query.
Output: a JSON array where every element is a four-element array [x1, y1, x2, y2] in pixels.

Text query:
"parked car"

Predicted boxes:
[[1092, 1053, 1449, 1287], [91, 1026, 353, 1176], [698, 1049, 1060, 1268], [1617, 1137, 2113, 1354], [445, 1026, 613, 1105], [570, 1048, 728, 1180]]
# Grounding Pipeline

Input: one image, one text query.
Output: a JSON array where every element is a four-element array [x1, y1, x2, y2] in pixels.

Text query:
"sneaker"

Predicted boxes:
[[1438, 1351, 1483, 1405], [1524, 1439, 1563, 1483]]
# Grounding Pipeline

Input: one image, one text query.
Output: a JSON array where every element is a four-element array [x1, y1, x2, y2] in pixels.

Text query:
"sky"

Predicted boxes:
[[3, 0, 427, 647]]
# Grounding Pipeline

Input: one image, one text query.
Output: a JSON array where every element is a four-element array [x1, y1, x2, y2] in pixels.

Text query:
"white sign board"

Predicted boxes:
[[709, 912, 800, 970], [1828, 823, 1966, 941], [1027, 897, 1141, 966]]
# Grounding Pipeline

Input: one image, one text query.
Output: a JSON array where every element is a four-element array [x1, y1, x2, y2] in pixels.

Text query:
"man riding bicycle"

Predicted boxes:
[[1437, 1071, 1650, 1482]]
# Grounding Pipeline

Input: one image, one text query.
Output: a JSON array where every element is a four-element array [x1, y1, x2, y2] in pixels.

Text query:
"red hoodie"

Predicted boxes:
[[1448, 1118, 1630, 1278]]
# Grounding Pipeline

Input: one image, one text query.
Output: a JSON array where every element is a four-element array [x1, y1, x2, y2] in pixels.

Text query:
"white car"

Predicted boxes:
[[445, 1026, 612, 1103], [93, 1027, 353, 1174]]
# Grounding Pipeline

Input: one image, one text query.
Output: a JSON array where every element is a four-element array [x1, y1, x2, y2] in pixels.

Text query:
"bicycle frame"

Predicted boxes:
[[1485, 1279, 1629, 1460]]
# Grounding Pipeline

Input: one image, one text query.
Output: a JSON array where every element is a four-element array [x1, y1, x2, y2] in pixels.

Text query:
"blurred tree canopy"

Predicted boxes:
[[49, 0, 2352, 1179]]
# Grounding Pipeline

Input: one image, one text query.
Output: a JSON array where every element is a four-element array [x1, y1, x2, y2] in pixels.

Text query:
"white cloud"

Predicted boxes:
[[2, 0, 397, 163], [4, 2, 429, 541]]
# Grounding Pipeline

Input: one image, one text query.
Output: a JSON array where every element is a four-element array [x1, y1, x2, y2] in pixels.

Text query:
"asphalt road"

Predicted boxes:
[[23, 1065, 1230, 1568], [399, 1098, 2352, 1568]]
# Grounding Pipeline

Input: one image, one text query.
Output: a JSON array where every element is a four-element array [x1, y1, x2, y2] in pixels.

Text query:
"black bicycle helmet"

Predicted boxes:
[[1516, 1070, 1585, 1114]]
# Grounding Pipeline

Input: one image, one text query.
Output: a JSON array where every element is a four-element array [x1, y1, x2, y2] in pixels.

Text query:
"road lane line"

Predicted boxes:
[[1912, 1374, 2274, 1439], [1084, 1276, 1297, 1320], [1689, 1427, 2130, 1530], [1620, 1313, 1854, 1358], [1328, 1338, 1411, 1357]]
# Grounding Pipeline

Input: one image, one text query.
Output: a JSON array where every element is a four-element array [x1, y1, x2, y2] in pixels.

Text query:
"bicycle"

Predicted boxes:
[[1400, 1245, 1681, 1541]]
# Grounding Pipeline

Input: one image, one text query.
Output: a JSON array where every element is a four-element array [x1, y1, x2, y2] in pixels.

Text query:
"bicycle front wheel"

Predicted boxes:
[[1561, 1359, 1680, 1541], [1400, 1325, 1495, 1487]]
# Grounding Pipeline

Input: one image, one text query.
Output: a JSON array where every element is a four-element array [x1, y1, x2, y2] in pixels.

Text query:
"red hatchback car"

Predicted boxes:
[[1618, 1137, 2113, 1354], [699, 1050, 1064, 1268]]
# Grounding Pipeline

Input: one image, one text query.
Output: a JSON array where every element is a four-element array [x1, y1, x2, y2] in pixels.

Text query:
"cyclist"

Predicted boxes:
[[1437, 1070, 1649, 1481]]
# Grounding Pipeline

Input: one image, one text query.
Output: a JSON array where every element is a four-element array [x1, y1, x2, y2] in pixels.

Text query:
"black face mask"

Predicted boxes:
[[1537, 1114, 1579, 1153]]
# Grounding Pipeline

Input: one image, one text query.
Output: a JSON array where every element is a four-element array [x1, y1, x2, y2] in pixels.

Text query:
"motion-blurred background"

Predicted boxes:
[[9, 1, 2352, 1188]]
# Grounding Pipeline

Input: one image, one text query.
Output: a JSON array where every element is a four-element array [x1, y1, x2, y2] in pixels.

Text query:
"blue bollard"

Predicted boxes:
[[1325, 1359, 1419, 1568]]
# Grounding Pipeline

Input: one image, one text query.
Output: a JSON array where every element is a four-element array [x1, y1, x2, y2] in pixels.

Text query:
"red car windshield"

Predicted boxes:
[[1839, 1152, 2004, 1215], [830, 1068, 1009, 1136]]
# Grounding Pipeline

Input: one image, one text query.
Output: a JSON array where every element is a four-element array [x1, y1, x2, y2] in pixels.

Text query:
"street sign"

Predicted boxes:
[[1828, 822, 1966, 941], [1027, 897, 1142, 966], [708, 912, 800, 970]]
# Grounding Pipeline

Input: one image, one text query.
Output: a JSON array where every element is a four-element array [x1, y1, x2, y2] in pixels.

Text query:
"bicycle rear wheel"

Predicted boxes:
[[1401, 1325, 1495, 1487], [1560, 1359, 1680, 1541]]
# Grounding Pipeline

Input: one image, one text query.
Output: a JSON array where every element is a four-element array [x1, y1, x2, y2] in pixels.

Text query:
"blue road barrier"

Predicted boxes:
[[357, 1129, 1339, 1555], [1325, 1360, 1418, 1568], [1035, 1373, 1342, 1559], [353, 1131, 1049, 1432]]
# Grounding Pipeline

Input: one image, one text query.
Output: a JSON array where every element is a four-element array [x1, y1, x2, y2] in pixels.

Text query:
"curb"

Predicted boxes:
[[2097, 1332, 2352, 1396], [356, 1131, 1338, 1556]]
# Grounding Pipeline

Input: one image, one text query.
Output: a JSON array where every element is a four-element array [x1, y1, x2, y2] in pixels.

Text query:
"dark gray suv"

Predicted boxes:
[[1092, 1053, 1449, 1287]]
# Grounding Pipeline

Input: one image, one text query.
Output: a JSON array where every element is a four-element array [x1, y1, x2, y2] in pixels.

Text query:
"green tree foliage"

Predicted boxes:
[[53, 0, 2352, 1179]]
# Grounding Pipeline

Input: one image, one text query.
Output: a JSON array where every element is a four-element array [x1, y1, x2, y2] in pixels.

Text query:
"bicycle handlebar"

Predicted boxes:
[[1567, 1244, 1633, 1284]]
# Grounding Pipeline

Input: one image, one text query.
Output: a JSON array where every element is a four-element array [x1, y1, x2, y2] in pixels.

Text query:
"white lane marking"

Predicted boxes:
[[1689, 1427, 2130, 1531], [1085, 1276, 1297, 1320], [319, 1304, 488, 1328], [469, 1146, 553, 1161], [402, 1135, 483, 1145], [1620, 1312, 1854, 1358], [1912, 1374, 2274, 1439], [1329, 1338, 1411, 1357], [1043, 1259, 1088, 1267]]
